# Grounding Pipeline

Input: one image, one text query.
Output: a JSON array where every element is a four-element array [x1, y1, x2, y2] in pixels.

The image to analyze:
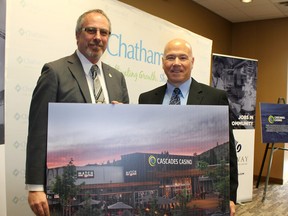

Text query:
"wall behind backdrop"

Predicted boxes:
[[4, 0, 212, 215], [119, 0, 232, 55], [232, 19, 288, 183]]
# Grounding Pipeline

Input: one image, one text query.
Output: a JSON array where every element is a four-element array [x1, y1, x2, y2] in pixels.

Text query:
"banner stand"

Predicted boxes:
[[257, 97, 288, 202]]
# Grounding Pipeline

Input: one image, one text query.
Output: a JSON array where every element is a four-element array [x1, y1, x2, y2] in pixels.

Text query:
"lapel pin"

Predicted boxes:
[[109, 73, 112, 78]]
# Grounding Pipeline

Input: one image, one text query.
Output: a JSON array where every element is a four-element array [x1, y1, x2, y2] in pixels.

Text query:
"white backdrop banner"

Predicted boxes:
[[5, 0, 212, 215], [234, 129, 255, 202], [211, 54, 258, 202], [0, 0, 6, 215], [0, 0, 4, 144]]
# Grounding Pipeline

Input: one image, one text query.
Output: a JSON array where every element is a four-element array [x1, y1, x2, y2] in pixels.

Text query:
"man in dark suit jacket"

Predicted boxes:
[[139, 38, 238, 216], [26, 9, 129, 216]]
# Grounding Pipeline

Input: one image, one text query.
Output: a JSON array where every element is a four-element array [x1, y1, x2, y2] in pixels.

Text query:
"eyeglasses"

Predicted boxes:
[[81, 27, 111, 37]]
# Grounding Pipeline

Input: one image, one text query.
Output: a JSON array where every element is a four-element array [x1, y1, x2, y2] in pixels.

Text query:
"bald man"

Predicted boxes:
[[139, 38, 238, 216]]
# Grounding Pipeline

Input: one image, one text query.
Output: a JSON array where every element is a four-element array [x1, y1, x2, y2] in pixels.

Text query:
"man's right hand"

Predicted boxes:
[[28, 191, 50, 216]]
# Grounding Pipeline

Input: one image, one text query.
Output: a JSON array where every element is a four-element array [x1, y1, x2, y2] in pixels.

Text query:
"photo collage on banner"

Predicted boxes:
[[212, 54, 258, 129], [47, 103, 231, 216], [211, 54, 258, 202]]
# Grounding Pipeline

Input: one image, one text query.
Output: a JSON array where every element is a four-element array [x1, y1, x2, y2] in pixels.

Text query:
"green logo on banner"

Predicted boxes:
[[268, 115, 275, 124]]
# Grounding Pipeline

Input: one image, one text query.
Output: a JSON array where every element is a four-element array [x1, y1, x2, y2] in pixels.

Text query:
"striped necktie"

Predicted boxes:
[[90, 65, 105, 104], [169, 88, 181, 105]]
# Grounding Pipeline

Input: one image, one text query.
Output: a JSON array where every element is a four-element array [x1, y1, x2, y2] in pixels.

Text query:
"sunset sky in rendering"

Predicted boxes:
[[47, 104, 229, 168]]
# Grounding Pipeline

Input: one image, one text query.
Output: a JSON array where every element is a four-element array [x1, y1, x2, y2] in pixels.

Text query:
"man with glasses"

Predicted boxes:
[[26, 9, 129, 216], [139, 38, 238, 216]]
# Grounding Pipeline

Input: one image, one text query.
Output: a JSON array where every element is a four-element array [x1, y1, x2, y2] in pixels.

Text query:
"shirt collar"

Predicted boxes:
[[167, 78, 192, 98], [76, 49, 102, 76]]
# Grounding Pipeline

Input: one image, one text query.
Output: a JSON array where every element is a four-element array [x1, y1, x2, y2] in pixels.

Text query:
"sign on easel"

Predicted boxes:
[[258, 101, 288, 201], [260, 103, 288, 143]]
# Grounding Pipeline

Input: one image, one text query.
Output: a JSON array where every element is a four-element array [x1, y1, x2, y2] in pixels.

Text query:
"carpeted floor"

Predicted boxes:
[[236, 181, 288, 216]]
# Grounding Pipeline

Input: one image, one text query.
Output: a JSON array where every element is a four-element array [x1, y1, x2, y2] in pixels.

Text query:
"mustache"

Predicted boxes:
[[89, 40, 102, 47]]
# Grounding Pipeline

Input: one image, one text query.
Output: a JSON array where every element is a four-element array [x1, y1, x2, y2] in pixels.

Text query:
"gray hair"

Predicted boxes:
[[75, 9, 111, 33]]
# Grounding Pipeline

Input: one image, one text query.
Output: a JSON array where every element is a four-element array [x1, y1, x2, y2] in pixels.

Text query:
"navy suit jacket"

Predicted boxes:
[[138, 78, 238, 203], [26, 52, 129, 185]]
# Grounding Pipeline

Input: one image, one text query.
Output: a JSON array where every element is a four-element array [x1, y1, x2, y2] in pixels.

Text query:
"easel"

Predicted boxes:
[[255, 97, 287, 202]]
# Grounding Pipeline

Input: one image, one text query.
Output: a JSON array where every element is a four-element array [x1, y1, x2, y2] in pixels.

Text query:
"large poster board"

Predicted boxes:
[[47, 104, 230, 215], [260, 103, 288, 143]]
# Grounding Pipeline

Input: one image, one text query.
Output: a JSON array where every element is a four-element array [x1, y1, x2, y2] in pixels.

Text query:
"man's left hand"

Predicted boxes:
[[230, 200, 236, 216]]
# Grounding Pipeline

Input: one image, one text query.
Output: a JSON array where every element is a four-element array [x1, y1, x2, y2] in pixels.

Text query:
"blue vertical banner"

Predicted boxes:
[[211, 54, 258, 203]]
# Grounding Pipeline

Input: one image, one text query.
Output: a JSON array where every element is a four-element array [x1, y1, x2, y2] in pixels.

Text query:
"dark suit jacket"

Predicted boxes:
[[138, 78, 238, 203], [25, 52, 129, 185]]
